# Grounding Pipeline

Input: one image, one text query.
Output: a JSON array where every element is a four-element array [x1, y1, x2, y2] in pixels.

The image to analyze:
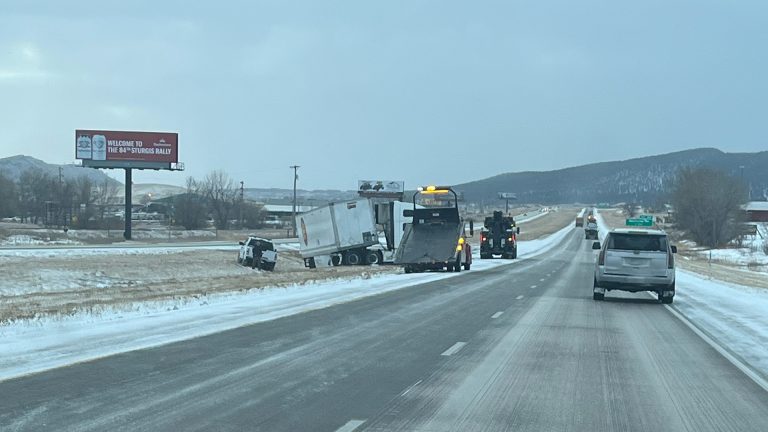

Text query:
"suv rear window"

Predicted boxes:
[[608, 233, 668, 252]]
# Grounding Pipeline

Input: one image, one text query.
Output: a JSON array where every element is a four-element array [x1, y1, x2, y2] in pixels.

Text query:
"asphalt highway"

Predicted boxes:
[[1, 229, 767, 431]]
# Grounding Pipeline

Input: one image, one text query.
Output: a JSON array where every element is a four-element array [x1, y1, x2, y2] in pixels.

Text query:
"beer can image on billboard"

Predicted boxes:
[[76, 135, 92, 159], [91, 135, 107, 161]]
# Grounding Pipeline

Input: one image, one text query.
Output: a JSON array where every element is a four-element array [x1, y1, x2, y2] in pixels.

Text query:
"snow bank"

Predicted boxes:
[[674, 270, 768, 377], [0, 224, 574, 381]]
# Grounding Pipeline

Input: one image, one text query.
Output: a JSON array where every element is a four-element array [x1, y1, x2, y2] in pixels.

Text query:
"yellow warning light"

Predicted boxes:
[[426, 185, 436, 192], [458, 237, 465, 245], [456, 245, 463, 251]]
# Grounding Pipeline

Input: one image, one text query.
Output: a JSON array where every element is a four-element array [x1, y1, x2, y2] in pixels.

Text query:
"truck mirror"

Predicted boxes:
[[403, 209, 414, 217], [671, 245, 677, 254], [516, 227, 520, 234], [592, 241, 601, 250], [469, 220, 474, 236], [238, 241, 245, 246]]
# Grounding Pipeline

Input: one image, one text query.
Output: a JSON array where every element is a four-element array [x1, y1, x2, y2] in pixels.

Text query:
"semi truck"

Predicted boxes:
[[297, 198, 381, 268], [394, 186, 472, 273], [480, 211, 520, 259]]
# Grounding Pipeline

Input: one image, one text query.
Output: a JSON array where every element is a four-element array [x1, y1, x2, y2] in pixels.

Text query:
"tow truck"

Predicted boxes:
[[480, 211, 519, 259], [394, 185, 472, 273]]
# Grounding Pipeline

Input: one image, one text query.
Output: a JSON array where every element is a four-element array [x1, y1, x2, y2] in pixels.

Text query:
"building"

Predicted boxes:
[[744, 201, 768, 222], [263, 204, 316, 227]]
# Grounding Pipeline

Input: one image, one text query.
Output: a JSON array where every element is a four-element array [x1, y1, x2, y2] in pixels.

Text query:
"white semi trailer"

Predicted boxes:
[[297, 198, 380, 268]]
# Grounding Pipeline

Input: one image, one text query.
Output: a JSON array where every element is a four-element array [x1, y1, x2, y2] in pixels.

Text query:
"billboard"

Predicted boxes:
[[358, 180, 405, 197], [76, 130, 178, 169], [498, 192, 517, 199]]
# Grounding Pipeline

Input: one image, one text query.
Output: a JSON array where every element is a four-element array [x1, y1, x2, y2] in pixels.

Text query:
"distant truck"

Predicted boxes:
[[584, 222, 599, 240], [394, 186, 472, 273], [480, 211, 519, 259], [297, 198, 381, 268], [575, 216, 584, 227]]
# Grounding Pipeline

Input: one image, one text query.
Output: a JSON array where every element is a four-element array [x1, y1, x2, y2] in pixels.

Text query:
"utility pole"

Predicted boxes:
[[290, 165, 300, 236], [239, 180, 244, 228]]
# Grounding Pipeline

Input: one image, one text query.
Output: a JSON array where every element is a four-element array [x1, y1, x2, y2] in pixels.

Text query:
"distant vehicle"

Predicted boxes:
[[394, 186, 472, 273], [575, 216, 584, 227], [584, 222, 598, 240], [238, 237, 277, 271], [592, 229, 677, 303], [480, 210, 519, 259], [296, 198, 380, 268]]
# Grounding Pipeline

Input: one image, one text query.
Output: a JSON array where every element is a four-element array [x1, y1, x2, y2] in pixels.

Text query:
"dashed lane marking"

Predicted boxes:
[[441, 342, 467, 356], [335, 419, 366, 432]]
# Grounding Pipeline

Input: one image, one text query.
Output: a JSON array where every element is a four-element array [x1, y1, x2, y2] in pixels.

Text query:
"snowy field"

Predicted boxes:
[[0, 224, 574, 381]]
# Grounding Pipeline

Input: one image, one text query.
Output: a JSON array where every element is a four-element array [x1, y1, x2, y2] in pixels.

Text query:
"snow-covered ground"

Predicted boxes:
[[594, 209, 768, 380], [0, 224, 573, 381], [674, 270, 768, 377]]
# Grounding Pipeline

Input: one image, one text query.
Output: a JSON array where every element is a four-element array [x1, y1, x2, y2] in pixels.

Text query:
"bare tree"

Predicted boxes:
[[201, 170, 238, 229], [672, 167, 746, 247], [174, 177, 208, 230], [0, 172, 18, 218], [94, 178, 121, 222], [241, 202, 267, 229]]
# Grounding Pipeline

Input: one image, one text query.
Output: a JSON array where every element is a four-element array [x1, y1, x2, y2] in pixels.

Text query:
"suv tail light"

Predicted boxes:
[[668, 248, 674, 269], [598, 247, 606, 266]]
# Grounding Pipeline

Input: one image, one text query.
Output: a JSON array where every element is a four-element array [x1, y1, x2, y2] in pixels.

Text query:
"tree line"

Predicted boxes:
[[0, 169, 120, 228], [173, 169, 266, 230], [0, 167, 266, 230]]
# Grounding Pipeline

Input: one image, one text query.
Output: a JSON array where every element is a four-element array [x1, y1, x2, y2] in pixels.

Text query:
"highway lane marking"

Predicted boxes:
[[539, 278, 546, 281], [658, 297, 768, 394], [530, 285, 537, 289], [441, 342, 467, 356], [491, 311, 504, 319], [335, 419, 366, 432], [400, 379, 423, 396], [515, 295, 524, 300]]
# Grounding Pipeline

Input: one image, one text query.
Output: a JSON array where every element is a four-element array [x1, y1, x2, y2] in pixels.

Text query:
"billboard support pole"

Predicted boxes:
[[124, 168, 132, 240]]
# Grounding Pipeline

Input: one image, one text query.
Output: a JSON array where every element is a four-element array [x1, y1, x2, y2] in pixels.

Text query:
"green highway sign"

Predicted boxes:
[[626, 218, 653, 227], [639, 214, 653, 220]]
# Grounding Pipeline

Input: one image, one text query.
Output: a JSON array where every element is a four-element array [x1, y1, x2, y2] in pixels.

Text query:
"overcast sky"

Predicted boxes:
[[1, 0, 767, 190]]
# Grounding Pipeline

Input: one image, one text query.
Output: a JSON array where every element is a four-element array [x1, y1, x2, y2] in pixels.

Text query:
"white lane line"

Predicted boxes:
[[530, 285, 537, 289], [335, 419, 366, 432], [539, 278, 546, 282], [659, 299, 768, 393], [515, 295, 524, 300], [491, 311, 504, 319], [400, 379, 423, 396], [441, 342, 467, 356]]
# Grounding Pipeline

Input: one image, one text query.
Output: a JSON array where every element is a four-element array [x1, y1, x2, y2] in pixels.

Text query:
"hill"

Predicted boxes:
[[455, 148, 768, 204], [0, 155, 119, 186]]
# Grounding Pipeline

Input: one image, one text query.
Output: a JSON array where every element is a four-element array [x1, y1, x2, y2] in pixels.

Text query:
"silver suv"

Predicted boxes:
[[592, 229, 677, 304]]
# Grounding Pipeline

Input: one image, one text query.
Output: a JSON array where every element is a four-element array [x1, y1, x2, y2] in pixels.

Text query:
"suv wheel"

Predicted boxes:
[[593, 292, 604, 301]]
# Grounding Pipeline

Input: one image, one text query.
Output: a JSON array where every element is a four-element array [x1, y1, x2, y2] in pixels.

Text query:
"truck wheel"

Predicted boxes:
[[454, 257, 462, 272], [463, 263, 471, 271], [404, 266, 412, 274], [511, 249, 517, 259], [446, 263, 454, 272], [593, 292, 604, 301], [661, 295, 674, 304], [331, 255, 341, 266], [365, 250, 380, 265], [344, 251, 362, 265]]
